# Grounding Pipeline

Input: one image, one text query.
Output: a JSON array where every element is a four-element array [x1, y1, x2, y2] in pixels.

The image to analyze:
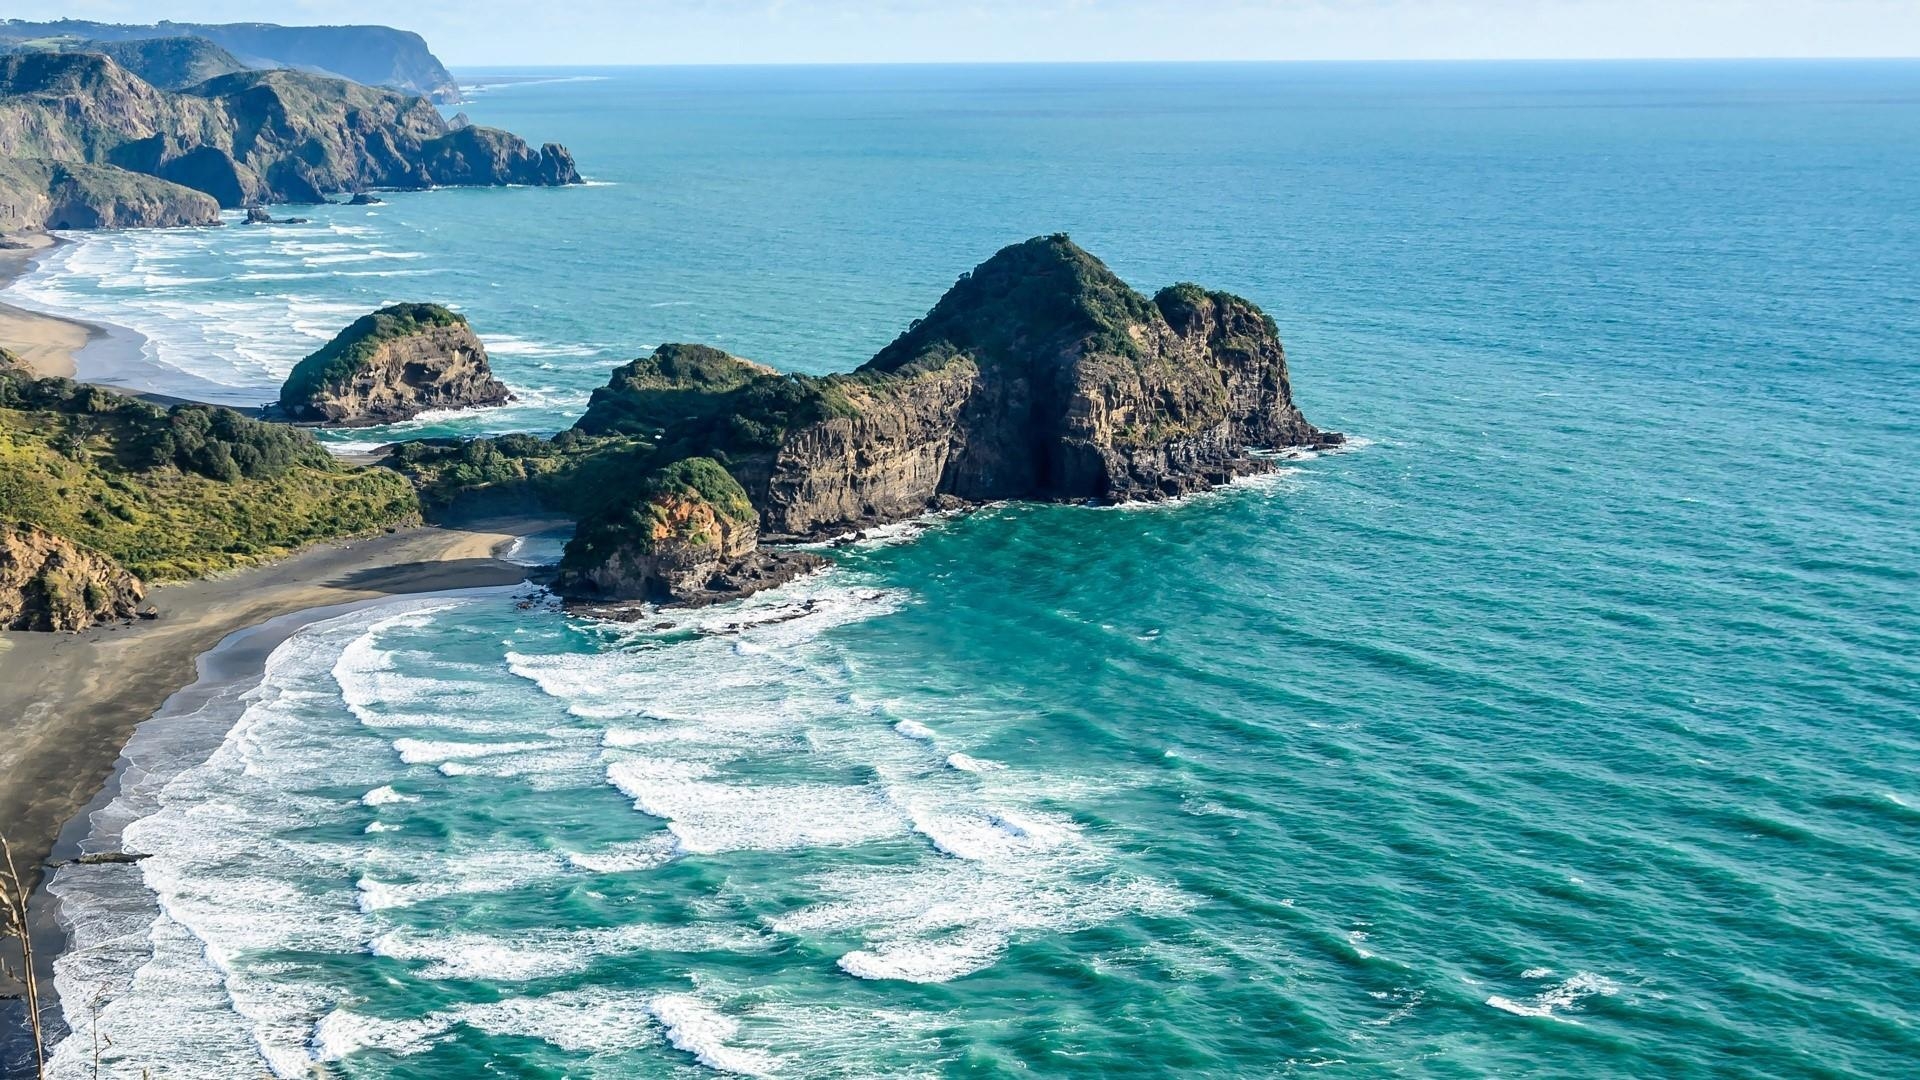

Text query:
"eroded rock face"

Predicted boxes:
[[553, 457, 825, 607], [552, 235, 1341, 608], [0, 51, 578, 229], [275, 303, 510, 426], [0, 523, 145, 631], [593, 235, 1343, 540]]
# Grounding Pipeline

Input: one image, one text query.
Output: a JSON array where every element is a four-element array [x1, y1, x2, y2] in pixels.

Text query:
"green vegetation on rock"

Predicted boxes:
[[0, 371, 417, 580], [865, 233, 1161, 373], [574, 344, 770, 437], [0, 47, 578, 229], [0, 35, 246, 89], [387, 430, 649, 518], [278, 303, 466, 413], [559, 456, 754, 575]]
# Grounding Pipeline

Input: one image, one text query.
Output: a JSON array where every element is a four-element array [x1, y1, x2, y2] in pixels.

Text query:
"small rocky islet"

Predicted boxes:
[[270, 303, 510, 426], [0, 234, 1339, 629]]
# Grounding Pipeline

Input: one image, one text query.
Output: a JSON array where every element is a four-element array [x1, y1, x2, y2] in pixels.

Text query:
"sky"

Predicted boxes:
[[6, 1, 1917, 66]]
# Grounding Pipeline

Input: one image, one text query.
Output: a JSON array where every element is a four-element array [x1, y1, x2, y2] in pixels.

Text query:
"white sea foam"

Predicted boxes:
[[45, 599, 490, 1078], [311, 1009, 449, 1060], [360, 785, 418, 806], [564, 833, 680, 873], [946, 752, 1007, 773], [649, 994, 786, 1077], [837, 929, 1011, 983], [1485, 971, 1620, 1021], [393, 737, 551, 764], [608, 760, 904, 854], [355, 846, 571, 912], [894, 718, 937, 741]]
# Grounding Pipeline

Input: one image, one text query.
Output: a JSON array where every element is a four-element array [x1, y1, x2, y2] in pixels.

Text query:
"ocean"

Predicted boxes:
[[19, 61, 1920, 1078]]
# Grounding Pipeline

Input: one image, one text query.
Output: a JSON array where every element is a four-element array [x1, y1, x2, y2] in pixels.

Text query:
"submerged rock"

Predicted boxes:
[[274, 303, 510, 426], [0, 523, 145, 632], [242, 205, 308, 225]]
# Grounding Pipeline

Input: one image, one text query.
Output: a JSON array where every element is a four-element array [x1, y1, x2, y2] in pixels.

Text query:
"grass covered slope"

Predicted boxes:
[[0, 372, 417, 581], [0, 35, 247, 89], [864, 232, 1163, 374]]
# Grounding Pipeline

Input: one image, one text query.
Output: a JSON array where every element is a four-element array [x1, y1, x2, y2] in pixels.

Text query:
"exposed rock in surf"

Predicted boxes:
[[273, 303, 510, 426]]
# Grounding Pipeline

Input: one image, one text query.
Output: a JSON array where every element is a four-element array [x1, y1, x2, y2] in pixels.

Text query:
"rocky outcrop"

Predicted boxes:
[[575, 344, 777, 438], [552, 235, 1341, 606], [0, 158, 223, 230], [275, 303, 510, 426], [0, 19, 462, 103], [243, 206, 306, 224], [553, 457, 825, 606], [0, 50, 578, 229], [0, 523, 145, 631]]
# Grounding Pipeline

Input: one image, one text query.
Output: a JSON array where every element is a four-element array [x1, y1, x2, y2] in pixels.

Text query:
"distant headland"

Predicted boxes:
[[0, 26, 577, 233]]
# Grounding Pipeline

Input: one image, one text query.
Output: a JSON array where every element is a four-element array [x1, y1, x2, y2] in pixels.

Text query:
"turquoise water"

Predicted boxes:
[[25, 62, 1920, 1078]]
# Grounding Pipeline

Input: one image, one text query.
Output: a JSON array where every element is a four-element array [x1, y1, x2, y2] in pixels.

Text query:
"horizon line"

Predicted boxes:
[[443, 55, 1920, 70]]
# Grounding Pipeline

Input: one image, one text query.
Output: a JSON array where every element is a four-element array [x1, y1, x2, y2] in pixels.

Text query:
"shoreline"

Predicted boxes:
[[0, 515, 569, 1070], [0, 516, 569, 892], [0, 233, 88, 379], [0, 230, 207, 405], [22, 580, 541, 1065]]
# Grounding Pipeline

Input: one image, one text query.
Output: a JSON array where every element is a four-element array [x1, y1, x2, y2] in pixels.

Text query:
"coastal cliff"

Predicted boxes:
[[0, 35, 246, 89], [275, 303, 510, 425], [553, 456, 827, 606], [0, 50, 579, 230], [0, 523, 144, 631], [551, 235, 1341, 604], [0, 19, 461, 103]]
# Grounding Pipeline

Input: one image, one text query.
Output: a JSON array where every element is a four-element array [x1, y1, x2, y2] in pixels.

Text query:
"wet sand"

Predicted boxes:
[[0, 517, 566, 889], [0, 233, 88, 379]]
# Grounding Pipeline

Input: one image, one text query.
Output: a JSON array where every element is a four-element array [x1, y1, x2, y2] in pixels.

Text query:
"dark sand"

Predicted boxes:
[[0, 518, 566, 888]]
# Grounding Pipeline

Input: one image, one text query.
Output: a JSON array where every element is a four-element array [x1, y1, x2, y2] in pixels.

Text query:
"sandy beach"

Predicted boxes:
[[0, 233, 89, 379], [0, 517, 566, 890]]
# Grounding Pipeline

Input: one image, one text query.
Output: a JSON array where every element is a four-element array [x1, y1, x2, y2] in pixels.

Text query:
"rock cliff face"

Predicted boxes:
[[554, 235, 1341, 604], [0, 19, 462, 103], [275, 303, 510, 426], [0, 51, 579, 229], [0, 523, 145, 631], [553, 457, 826, 607]]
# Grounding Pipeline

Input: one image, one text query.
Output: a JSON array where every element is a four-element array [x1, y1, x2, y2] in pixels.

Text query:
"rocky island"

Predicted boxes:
[[274, 303, 511, 425]]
